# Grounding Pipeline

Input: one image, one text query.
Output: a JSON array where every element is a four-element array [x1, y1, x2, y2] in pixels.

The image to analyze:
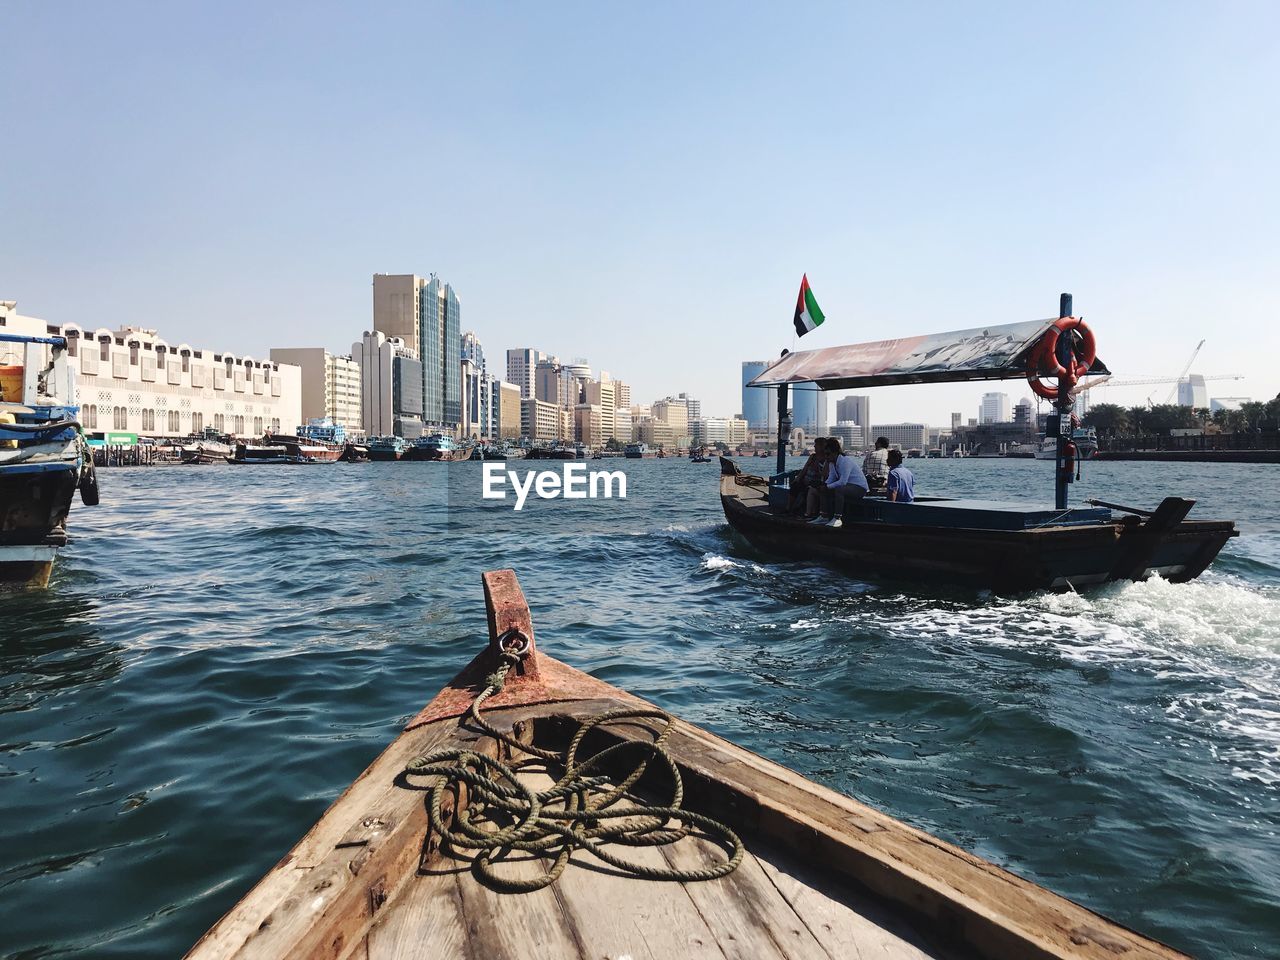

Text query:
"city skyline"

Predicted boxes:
[[4, 4, 1278, 425]]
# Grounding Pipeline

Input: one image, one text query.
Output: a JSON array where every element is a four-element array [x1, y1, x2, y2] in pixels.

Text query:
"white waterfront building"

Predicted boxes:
[[39, 321, 301, 440]]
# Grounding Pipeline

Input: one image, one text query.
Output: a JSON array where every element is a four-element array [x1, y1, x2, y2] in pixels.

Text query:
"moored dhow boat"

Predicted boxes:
[[187, 569, 1191, 960], [624, 441, 656, 458], [227, 419, 344, 464], [367, 435, 407, 461], [340, 441, 370, 463], [1, 330, 99, 588], [727, 294, 1237, 591], [180, 436, 233, 464], [403, 433, 466, 461], [469, 443, 508, 461], [226, 439, 339, 464]]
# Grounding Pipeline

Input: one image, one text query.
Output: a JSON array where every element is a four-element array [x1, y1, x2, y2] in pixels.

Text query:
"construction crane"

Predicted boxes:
[[1072, 372, 1243, 403], [1163, 339, 1205, 405]]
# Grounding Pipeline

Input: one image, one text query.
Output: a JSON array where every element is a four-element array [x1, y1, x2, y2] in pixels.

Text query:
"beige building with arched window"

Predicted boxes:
[[43, 322, 301, 440]]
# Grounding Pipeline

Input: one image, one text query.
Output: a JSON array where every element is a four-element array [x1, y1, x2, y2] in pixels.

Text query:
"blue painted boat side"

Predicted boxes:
[[0, 461, 80, 476]]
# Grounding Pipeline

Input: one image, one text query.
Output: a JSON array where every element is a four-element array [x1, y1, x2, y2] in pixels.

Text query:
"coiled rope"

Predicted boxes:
[[404, 651, 744, 892]]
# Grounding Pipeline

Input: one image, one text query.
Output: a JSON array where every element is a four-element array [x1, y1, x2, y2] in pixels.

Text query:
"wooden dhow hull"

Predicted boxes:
[[720, 472, 1236, 592], [187, 570, 1189, 960]]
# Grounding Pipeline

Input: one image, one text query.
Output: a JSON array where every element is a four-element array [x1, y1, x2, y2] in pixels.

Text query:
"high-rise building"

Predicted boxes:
[[372, 273, 461, 433], [506, 348, 548, 400], [791, 386, 821, 433], [351, 331, 423, 439], [495, 381, 522, 439], [831, 422, 865, 451], [1210, 397, 1250, 412], [677, 392, 701, 422], [584, 380, 617, 441], [951, 412, 962, 431], [460, 357, 482, 439], [1177, 375, 1208, 408], [741, 361, 770, 431], [979, 392, 1011, 424], [574, 403, 605, 446], [695, 416, 750, 445], [521, 397, 564, 442], [652, 397, 690, 446], [836, 395, 870, 430], [269, 347, 363, 437], [535, 360, 562, 404], [607, 378, 632, 442], [461, 331, 491, 439], [560, 359, 591, 408], [871, 423, 928, 450], [371, 274, 422, 357]]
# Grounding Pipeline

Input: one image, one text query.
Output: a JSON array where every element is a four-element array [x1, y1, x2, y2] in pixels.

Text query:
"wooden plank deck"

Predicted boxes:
[[367, 767, 950, 960], [187, 570, 1191, 960]]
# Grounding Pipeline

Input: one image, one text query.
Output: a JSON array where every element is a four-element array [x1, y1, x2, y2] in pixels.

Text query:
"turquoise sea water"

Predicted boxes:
[[3, 458, 1279, 958]]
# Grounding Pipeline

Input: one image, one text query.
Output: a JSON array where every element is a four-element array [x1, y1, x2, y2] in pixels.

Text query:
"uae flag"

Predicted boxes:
[[793, 274, 826, 337]]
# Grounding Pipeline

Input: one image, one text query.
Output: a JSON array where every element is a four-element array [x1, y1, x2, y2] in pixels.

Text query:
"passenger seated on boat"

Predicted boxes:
[[808, 439, 868, 529], [862, 436, 890, 492], [791, 438, 827, 517], [886, 448, 915, 503]]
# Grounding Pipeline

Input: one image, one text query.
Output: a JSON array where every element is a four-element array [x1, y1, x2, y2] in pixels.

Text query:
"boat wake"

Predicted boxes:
[[878, 575, 1280, 787]]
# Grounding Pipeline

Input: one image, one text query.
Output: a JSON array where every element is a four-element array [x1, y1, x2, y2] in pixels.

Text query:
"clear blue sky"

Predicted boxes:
[[3, 2, 1277, 423]]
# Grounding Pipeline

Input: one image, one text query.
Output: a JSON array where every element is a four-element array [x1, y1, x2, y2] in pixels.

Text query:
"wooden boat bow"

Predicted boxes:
[[187, 570, 1190, 960]]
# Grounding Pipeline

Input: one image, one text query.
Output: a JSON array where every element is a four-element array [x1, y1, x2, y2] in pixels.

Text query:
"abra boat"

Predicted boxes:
[[187, 569, 1190, 960], [726, 294, 1236, 591], [403, 433, 466, 461], [1, 330, 99, 588], [367, 435, 407, 461], [624, 441, 656, 458]]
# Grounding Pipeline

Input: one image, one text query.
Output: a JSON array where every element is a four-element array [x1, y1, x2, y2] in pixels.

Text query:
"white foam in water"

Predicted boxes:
[[700, 552, 771, 576], [871, 574, 1280, 785], [700, 554, 739, 572]]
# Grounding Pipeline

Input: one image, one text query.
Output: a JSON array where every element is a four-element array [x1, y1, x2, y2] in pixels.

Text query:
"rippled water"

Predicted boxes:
[[2, 458, 1278, 958]]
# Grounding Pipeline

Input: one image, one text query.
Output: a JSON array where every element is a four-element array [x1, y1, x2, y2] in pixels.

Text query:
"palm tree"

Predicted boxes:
[[1083, 403, 1130, 436]]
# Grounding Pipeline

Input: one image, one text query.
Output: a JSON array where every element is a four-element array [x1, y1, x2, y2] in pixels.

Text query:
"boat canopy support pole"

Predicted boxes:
[[775, 383, 789, 476], [1055, 293, 1073, 511], [775, 352, 790, 478]]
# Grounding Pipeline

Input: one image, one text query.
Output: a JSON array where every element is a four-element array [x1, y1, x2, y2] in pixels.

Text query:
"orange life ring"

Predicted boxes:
[[1025, 317, 1095, 401]]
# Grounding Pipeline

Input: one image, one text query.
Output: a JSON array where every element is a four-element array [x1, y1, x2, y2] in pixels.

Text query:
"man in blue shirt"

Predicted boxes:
[[886, 449, 915, 503], [807, 438, 869, 529]]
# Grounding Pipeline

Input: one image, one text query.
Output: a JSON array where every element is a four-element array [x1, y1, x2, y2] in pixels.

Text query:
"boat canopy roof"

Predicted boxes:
[[748, 317, 1109, 390]]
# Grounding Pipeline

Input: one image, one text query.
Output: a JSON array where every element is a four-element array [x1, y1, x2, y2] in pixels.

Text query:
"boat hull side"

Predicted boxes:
[[719, 484, 1236, 591]]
